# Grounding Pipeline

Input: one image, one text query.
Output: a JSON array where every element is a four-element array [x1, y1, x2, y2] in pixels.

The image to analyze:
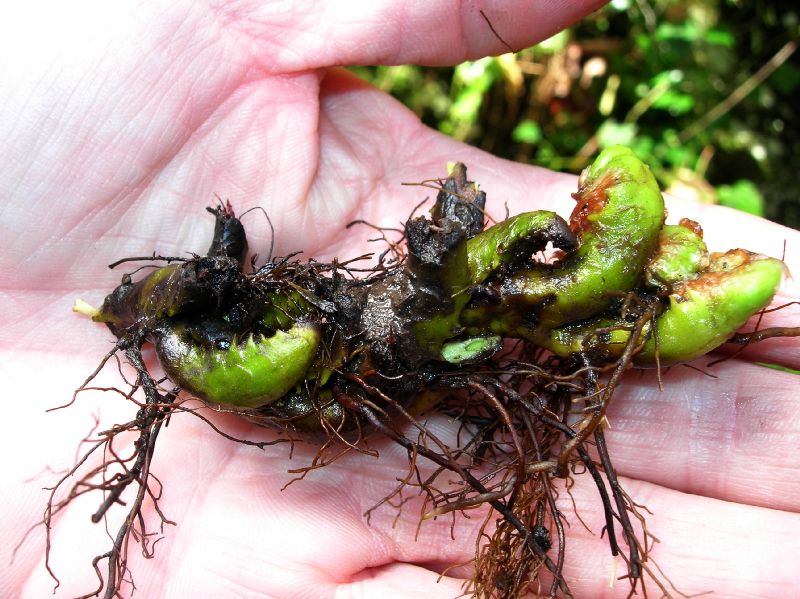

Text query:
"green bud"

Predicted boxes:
[[645, 221, 709, 291], [542, 252, 785, 366], [638, 252, 785, 365], [441, 335, 503, 364], [156, 322, 321, 408]]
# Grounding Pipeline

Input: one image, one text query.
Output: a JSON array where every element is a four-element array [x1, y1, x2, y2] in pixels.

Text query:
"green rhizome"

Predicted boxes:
[[58, 146, 796, 599]]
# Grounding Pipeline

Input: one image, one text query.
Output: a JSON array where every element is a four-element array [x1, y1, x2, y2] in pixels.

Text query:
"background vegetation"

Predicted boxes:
[[351, 0, 799, 228]]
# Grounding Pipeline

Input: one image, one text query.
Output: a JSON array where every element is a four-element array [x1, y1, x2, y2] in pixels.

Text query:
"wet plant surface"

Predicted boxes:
[[40, 147, 799, 598]]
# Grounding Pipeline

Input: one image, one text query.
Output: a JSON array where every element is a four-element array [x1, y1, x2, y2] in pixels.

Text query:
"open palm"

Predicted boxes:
[[2, 2, 799, 598]]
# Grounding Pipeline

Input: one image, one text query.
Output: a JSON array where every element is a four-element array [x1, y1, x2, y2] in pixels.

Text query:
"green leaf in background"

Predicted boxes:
[[716, 180, 765, 216], [449, 89, 484, 122], [651, 69, 685, 87], [663, 144, 693, 167], [348, 1, 799, 229], [655, 21, 701, 42], [706, 28, 735, 47], [535, 29, 569, 54], [454, 58, 495, 88], [512, 120, 542, 144], [443, 58, 499, 139], [652, 90, 695, 115], [770, 63, 800, 94], [597, 120, 637, 148], [610, 0, 632, 10]]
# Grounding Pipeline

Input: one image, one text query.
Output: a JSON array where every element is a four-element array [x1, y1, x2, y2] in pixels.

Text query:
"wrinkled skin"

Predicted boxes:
[[1, 2, 800, 598]]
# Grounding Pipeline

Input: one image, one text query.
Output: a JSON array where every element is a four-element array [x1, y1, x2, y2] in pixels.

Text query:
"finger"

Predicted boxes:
[[222, 0, 606, 70], [601, 359, 800, 511], [332, 562, 465, 599]]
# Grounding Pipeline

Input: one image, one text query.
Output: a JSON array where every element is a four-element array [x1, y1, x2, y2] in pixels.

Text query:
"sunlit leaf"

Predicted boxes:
[[770, 63, 800, 93], [512, 120, 543, 144], [654, 21, 701, 42], [706, 28, 735, 47], [652, 90, 695, 114], [716, 180, 765, 216], [597, 120, 637, 148], [535, 29, 569, 54]]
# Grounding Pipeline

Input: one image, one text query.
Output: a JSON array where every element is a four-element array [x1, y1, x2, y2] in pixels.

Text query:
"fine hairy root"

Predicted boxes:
[[35, 147, 797, 598]]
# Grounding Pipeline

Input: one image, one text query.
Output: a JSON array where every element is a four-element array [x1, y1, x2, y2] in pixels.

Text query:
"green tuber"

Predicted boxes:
[[80, 146, 787, 411]]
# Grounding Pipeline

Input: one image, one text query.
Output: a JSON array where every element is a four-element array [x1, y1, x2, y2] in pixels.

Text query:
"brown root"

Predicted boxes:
[[39, 339, 304, 599], [331, 306, 686, 599]]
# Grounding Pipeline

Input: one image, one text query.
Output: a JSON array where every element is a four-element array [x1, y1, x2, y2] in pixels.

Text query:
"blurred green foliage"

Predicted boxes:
[[350, 0, 799, 229]]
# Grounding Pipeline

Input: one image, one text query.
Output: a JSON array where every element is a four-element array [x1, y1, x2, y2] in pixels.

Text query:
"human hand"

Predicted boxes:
[[2, 1, 799, 598]]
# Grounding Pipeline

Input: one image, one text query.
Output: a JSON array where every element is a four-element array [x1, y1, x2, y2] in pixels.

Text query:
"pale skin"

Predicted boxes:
[[1, 1, 799, 597]]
